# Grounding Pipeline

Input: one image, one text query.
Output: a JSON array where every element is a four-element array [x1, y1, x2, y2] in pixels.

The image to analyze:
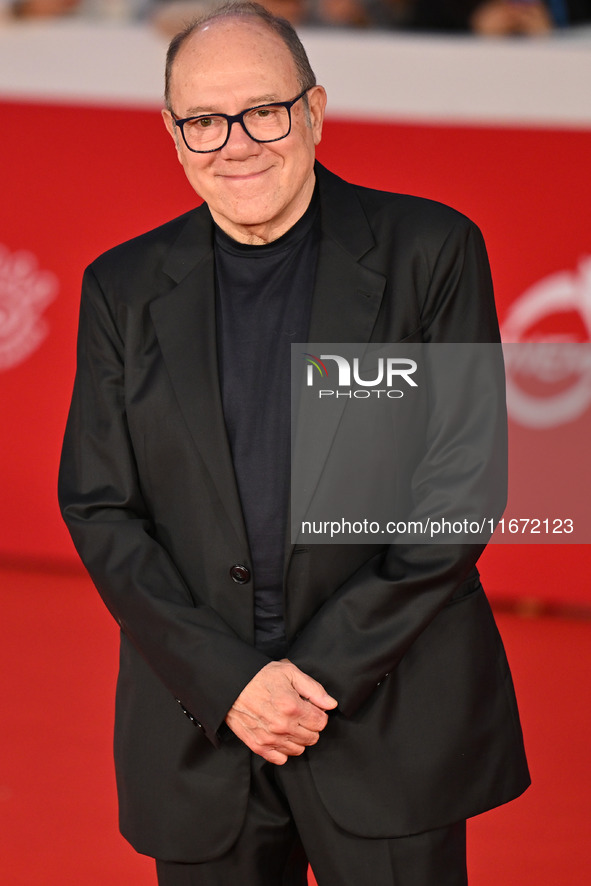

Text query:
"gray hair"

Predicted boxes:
[[164, 1, 317, 111]]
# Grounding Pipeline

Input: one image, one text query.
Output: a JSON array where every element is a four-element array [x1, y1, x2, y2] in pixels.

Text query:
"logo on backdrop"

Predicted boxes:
[[0, 245, 58, 371], [501, 257, 591, 428]]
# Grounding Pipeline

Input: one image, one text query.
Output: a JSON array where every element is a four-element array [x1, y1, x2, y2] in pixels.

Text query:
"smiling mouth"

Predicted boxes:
[[220, 168, 271, 182]]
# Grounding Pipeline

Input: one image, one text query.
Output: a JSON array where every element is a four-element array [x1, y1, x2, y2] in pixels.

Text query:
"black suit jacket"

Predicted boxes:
[[59, 163, 529, 861]]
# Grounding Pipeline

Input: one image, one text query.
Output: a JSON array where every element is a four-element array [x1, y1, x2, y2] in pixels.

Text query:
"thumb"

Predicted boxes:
[[282, 660, 338, 711]]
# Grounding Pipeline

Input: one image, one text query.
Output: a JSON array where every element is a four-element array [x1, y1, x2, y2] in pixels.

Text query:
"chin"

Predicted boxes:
[[223, 198, 281, 226]]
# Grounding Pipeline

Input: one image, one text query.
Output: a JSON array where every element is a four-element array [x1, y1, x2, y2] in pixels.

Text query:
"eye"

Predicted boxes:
[[253, 106, 279, 119], [185, 116, 224, 131]]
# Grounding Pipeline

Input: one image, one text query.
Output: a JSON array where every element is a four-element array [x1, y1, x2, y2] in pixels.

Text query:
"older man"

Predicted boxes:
[[58, 3, 529, 884]]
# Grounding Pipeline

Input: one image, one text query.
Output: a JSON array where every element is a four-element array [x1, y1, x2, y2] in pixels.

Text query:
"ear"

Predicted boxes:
[[162, 108, 183, 162], [307, 86, 327, 146]]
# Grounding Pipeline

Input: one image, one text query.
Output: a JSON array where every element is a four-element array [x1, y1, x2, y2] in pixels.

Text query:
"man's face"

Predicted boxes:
[[162, 18, 326, 244]]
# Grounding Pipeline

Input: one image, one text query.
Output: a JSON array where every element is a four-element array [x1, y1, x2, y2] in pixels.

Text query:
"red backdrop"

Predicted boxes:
[[1, 99, 589, 602]]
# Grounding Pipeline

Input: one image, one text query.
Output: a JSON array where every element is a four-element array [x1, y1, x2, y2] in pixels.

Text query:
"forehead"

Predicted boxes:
[[170, 19, 299, 108]]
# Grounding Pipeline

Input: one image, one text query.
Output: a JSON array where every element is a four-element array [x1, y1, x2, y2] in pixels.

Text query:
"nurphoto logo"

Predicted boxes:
[[303, 351, 418, 399]]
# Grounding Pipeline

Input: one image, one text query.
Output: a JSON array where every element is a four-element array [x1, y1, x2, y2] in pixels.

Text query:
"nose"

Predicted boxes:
[[220, 119, 262, 158]]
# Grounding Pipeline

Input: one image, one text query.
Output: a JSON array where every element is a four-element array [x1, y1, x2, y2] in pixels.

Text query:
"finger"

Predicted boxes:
[[260, 748, 289, 765], [281, 739, 308, 757], [293, 700, 330, 732], [227, 719, 307, 761], [266, 702, 327, 736], [294, 728, 321, 747], [268, 724, 321, 747], [257, 735, 312, 763], [265, 715, 325, 743], [291, 673, 337, 709], [281, 661, 338, 711], [268, 738, 309, 758]]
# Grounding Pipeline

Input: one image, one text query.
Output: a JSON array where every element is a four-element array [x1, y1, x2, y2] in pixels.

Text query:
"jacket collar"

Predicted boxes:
[[161, 201, 213, 284], [308, 162, 385, 344], [314, 161, 376, 260]]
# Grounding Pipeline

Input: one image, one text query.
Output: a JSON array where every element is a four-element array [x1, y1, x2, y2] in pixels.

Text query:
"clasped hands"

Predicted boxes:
[[225, 659, 338, 765]]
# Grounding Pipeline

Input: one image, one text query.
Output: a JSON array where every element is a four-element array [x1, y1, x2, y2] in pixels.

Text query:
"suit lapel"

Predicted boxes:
[[287, 166, 387, 570], [150, 207, 247, 551], [308, 163, 386, 343]]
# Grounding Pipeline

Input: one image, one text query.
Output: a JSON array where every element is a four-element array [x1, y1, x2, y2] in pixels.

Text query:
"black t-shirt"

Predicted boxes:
[[215, 191, 320, 658]]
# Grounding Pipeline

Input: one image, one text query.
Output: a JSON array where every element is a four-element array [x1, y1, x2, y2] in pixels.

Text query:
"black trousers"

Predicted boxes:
[[155, 755, 468, 886]]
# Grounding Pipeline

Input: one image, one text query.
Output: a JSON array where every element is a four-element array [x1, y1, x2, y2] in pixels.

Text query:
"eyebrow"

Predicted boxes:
[[183, 95, 281, 116]]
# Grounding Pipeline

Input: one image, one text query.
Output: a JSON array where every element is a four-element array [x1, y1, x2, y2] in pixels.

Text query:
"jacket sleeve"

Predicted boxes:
[[288, 216, 507, 717], [58, 265, 269, 746]]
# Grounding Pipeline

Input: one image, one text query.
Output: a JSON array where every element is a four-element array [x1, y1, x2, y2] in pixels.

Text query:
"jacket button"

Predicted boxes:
[[230, 564, 251, 584]]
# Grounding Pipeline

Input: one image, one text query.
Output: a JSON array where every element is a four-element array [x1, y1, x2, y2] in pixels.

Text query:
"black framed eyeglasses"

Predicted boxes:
[[171, 89, 310, 154]]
